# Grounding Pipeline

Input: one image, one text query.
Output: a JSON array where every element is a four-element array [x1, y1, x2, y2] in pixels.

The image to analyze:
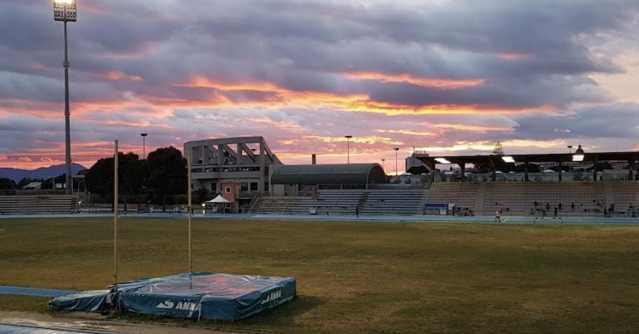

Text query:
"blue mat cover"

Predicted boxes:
[[48, 290, 110, 313], [49, 272, 296, 321]]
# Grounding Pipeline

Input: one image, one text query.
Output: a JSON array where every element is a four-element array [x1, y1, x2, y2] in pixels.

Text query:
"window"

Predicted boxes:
[[241, 183, 249, 192], [250, 182, 258, 191], [225, 187, 231, 193]]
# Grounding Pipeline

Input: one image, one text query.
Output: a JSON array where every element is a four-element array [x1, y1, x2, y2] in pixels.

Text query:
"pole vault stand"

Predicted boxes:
[[84, 143, 296, 322], [50, 272, 296, 321]]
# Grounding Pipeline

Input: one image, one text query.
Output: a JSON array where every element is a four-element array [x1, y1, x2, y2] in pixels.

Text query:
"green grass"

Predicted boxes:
[[1, 218, 639, 333]]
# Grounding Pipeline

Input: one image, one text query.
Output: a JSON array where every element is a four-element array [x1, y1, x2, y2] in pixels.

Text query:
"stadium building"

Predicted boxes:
[[185, 137, 639, 217]]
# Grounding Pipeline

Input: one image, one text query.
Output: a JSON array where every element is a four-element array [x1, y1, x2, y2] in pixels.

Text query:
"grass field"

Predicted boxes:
[[1, 218, 639, 333]]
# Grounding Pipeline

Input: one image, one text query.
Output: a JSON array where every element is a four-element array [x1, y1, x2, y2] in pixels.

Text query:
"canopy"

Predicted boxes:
[[207, 195, 230, 204]]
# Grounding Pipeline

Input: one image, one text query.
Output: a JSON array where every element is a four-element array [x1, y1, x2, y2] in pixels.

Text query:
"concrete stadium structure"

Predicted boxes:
[[184, 136, 282, 195], [184, 137, 282, 211], [181, 137, 639, 217]]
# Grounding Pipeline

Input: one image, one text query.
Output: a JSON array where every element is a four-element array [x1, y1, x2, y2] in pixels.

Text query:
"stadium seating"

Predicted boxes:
[[254, 182, 639, 217], [254, 190, 364, 215], [424, 183, 480, 213], [360, 189, 426, 215], [254, 189, 426, 216], [0, 195, 78, 215], [425, 182, 639, 217]]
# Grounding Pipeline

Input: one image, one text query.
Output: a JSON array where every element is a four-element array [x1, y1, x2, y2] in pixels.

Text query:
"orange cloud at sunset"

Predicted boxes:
[[304, 135, 402, 146], [103, 71, 144, 82], [0, 140, 151, 170], [344, 71, 485, 89], [498, 53, 530, 61], [172, 76, 537, 117], [433, 123, 513, 133], [416, 139, 569, 154], [376, 129, 436, 137]]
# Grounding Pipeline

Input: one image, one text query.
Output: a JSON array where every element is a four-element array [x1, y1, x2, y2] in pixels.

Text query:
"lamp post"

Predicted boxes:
[[53, 0, 77, 194], [394, 147, 400, 176], [140, 133, 148, 159], [345, 135, 353, 164]]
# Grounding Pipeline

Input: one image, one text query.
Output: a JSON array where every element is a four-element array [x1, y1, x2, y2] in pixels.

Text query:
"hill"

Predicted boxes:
[[0, 163, 86, 182]]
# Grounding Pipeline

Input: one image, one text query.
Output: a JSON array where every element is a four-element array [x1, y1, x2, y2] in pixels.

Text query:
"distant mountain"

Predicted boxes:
[[0, 163, 86, 182]]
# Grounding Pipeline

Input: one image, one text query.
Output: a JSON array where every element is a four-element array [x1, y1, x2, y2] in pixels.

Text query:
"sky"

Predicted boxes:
[[0, 0, 638, 171]]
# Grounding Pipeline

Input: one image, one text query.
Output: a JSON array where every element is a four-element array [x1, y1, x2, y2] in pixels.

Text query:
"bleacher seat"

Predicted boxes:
[[424, 182, 639, 216], [0, 195, 78, 215], [254, 189, 425, 216]]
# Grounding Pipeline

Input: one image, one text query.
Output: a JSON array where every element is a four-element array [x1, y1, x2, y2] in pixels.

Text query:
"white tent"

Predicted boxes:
[[206, 195, 230, 204]]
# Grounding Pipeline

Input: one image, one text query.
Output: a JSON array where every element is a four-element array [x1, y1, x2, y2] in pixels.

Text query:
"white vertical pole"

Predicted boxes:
[[113, 140, 119, 284], [63, 20, 73, 195], [347, 138, 350, 165], [187, 150, 192, 274]]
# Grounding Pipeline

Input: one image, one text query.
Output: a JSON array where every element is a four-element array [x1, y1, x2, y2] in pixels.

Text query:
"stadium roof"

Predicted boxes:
[[271, 163, 386, 185], [417, 151, 639, 166]]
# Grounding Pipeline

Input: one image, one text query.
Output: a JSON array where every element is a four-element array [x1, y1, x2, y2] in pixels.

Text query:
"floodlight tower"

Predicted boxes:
[[140, 133, 148, 159], [393, 147, 400, 176], [53, 0, 77, 194], [345, 135, 353, 164]]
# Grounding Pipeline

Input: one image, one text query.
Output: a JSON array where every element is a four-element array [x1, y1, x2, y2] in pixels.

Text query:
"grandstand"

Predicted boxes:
[[251, 140, 639, 218], [254, 189, 426, 216], [424, 182, 639, 217], [0, 195, 78, 215], [255, 190, 364, 215]]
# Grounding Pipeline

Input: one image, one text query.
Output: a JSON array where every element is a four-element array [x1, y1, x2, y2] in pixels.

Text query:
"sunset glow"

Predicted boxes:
[[0, 0, 637, 170], [345, 71, 485, 89]]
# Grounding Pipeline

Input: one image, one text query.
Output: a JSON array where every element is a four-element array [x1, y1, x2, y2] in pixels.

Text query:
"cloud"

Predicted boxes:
[[514, 103, 639, 140], [0, 0, 638, 168]]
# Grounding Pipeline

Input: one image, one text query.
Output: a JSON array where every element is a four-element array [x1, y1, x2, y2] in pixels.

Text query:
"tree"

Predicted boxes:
[[0, 178, 16, 190], [118, 153, 148, 210], [85, 157, 114, 199], [147, 147, 187, 211], [85, 152, 147, 209]]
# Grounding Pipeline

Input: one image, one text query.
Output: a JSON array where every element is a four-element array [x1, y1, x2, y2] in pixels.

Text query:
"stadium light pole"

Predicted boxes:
[[113, 140, 119, 284], [345, 135, 353, 165], [394, 147, 400, 176], [187, 150, 193, 274], [140, 133, 148, 159], [53, 0, 77, 195]]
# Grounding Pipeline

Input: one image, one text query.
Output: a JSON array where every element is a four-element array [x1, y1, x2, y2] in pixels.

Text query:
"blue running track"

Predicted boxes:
[[0, 324, 115, 334], [0, 286, 74, 298]]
